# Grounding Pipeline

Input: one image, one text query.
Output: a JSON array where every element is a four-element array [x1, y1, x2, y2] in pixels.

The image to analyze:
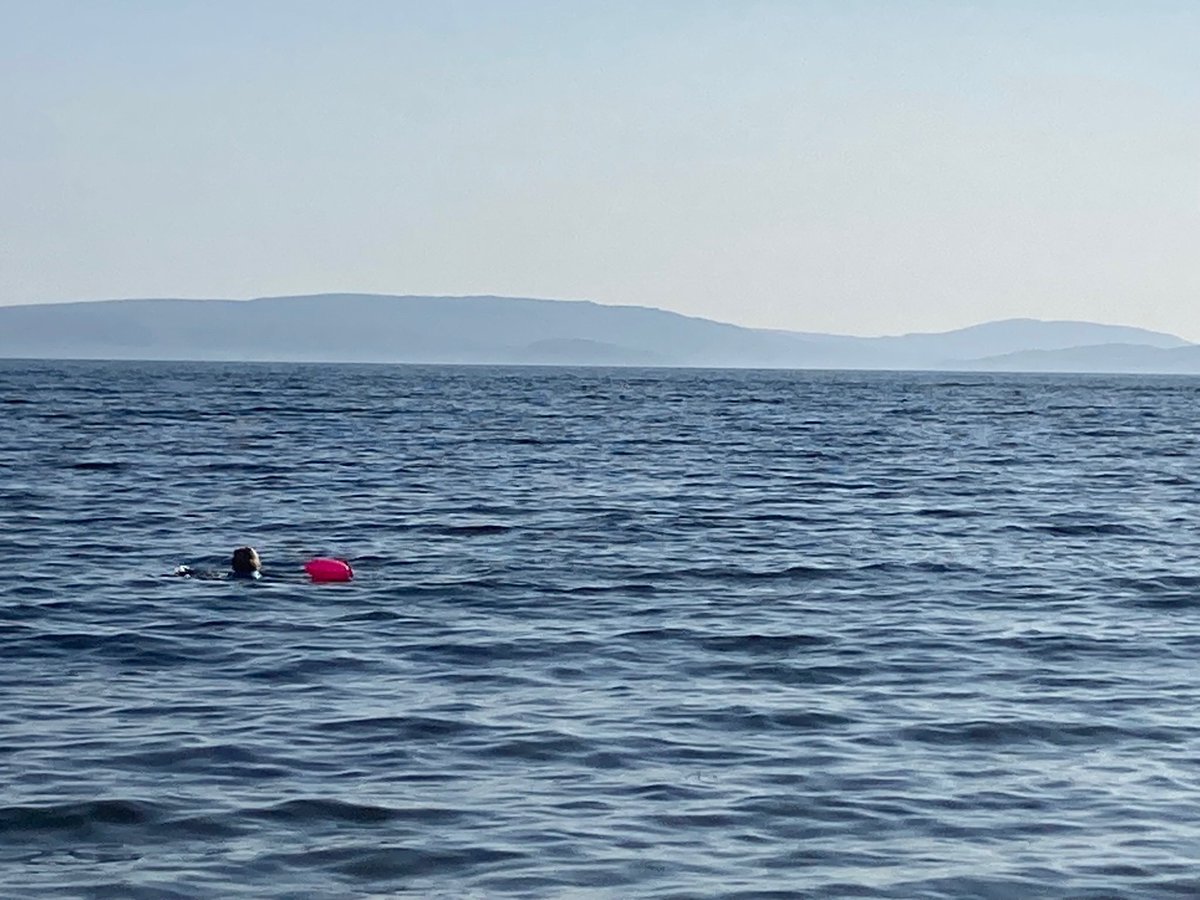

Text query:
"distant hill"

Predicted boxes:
[[966, 342, 1200, 374], [862, 318, 1189, 361], [0, 294, 1193, 372]]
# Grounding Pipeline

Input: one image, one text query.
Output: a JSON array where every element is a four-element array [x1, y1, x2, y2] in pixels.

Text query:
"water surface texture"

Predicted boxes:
[[3, 360, 1200, 898]]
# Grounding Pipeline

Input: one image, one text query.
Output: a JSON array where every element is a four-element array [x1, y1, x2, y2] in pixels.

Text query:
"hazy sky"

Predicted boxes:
[[2, 1, 1197, 337]]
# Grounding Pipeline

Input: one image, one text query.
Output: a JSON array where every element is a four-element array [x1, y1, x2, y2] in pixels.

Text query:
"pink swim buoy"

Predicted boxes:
[[304, 557, 353, 583]]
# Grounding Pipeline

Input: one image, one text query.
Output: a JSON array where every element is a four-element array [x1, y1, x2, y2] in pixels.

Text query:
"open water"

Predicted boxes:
[[3, 359, 1200, 898]]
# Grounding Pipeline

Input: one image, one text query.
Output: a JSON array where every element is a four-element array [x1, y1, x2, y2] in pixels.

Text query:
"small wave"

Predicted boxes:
[[615, 626, 695, 642], [562, 582, 660, 597], [1034, 521, 1136, 536], [480, 730, 593, 762], [1126, 595, 1200, 610], [915, 507, 983, 519], [982, 633, 1144, 659], [652, 563, 838, 582], [16, 630, 196, 666], [899, 718, 1181, 747], [335, 608, 409, 623], [0, 799, 161, 836], [694, 707, 853, 732], [1107, 574, 1200, 609], [316, 715, 479, 741], [107, 743, 291, 779], [419, 523, 512, 536], [155, 813, 249, 840], [648, 811, 741, 829], [70, 460, 128, 471], [623, 782, 714, 803], [248, 798, 466, 825], [260, 844, 525, 880], [412, 639, 595, 665], [693, 660, 868, 686], [700, 633, 832, 653], [0, 490, 49, 509]]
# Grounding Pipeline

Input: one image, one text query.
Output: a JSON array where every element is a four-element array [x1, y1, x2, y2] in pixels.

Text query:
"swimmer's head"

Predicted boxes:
[[230, 546, 261, 576]]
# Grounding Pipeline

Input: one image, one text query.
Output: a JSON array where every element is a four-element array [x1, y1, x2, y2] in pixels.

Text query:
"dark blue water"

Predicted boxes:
[[4, 360, 1200, 898]]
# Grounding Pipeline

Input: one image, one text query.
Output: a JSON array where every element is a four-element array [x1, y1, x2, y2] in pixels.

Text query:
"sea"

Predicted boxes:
[[3, 359, 1200, 899]]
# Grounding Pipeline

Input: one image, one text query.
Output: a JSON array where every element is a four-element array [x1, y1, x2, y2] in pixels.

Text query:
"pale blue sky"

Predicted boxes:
[[2, 1, 1197, 337]]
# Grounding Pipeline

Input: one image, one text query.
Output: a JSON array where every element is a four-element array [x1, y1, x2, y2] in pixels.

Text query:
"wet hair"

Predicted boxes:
[[230, 546, 261, 576]]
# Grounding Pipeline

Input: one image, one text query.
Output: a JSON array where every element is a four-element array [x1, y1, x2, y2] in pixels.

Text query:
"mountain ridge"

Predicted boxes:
[[0, 293, 1192, 373]]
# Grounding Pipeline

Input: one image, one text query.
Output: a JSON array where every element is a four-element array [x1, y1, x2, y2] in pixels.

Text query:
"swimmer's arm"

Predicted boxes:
[[170, 566, 230, 580]]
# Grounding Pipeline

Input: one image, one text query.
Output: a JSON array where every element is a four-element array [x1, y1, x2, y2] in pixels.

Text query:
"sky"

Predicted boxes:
[[1, 0, 1197, 338]]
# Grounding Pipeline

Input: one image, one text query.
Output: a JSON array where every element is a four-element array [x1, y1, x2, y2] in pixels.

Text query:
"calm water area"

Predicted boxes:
[[3, 359, 1200, 898]]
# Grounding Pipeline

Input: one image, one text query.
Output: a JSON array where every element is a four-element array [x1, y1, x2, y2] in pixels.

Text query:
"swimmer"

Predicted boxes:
[[173, 546, 262, 580], [230, 546, 262, 579]]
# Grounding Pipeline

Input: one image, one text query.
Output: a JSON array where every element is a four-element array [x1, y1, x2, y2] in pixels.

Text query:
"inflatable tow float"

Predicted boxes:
[[304, 557, 354, 583]]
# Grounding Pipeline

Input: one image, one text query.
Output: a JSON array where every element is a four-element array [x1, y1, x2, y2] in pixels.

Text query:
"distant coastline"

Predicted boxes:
[[0, 294, 1195, 374]]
